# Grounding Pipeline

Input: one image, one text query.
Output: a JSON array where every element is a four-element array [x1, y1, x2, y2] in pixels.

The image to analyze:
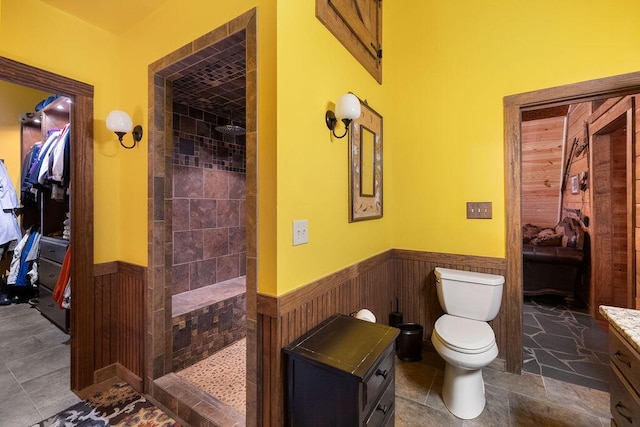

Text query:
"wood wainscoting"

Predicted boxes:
[[257, 249, 507, 426], [93, 261, 146, 391]]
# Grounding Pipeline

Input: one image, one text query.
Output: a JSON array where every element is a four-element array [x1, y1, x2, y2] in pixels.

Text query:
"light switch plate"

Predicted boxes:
[[466, 202, 492, 219], [293, 220, 308, 245]]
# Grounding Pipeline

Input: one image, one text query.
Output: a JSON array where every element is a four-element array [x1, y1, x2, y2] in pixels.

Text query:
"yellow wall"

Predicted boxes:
[[384, 1, 640, 259], [3, 1, 640, 296], [0, 81, 50, 192], [275, 2, 391, 293], [0, 0, 122, 262], [115, 1, 277, 290]]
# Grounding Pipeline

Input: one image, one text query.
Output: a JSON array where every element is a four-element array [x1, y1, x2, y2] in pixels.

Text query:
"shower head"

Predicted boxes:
[[215, 123, 246, 136]]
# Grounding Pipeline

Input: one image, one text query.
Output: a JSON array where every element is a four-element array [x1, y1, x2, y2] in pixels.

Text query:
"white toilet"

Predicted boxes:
[[431, 267, 504, 419]]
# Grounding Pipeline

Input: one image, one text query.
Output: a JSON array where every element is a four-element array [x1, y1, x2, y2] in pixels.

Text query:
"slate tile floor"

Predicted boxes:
[[0, 300, 613, 426], [396, 349, 610, 426], [0, 303, 80, 426], [522, 295, 610, 392]]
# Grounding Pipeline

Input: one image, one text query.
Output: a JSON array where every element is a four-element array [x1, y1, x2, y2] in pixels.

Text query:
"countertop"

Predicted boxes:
[[599, 305, 640, 353]]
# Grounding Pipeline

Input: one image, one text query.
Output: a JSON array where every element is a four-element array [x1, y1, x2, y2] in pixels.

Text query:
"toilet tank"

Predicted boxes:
[[434, 267, 504, 321]]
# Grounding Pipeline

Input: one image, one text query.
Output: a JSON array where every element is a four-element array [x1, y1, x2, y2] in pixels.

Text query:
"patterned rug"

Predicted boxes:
[[31, 382, 180, 426]]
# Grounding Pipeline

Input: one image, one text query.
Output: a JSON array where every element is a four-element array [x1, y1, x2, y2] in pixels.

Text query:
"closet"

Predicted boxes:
[[19, 95, 71, 332]]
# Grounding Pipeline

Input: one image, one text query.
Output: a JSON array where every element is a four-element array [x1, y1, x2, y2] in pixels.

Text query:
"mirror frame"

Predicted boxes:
[[349, 99, 383, 222]]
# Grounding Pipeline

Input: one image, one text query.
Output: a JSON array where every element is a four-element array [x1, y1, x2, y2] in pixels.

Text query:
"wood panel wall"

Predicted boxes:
[[562, 102, 591, 218], [589, 96, 634, 316], [257, 249, 507, 426], [93, 261, 146, 391], [521, 116, 565, 227]]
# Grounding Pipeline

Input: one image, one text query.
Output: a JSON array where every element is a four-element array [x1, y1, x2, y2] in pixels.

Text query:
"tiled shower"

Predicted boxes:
[[171, 102, 247, 370]]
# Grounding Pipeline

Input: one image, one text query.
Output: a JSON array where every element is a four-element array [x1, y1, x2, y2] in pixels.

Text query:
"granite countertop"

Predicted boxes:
[[600, 305, 640, 353]]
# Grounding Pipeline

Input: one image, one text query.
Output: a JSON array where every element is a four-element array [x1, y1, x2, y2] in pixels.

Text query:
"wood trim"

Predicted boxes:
[[93, 363, 143, 393], [505, 71, 640, 374], [94, 261, 118, 276], [506, 71, 640, 109], [316, 0, 382, 84], [590, 96, 633, 133], [93, 261, 145, 388], [260, 249, 506, 425], [277, 250, 393, 314], [0, 56, 93, 97], [0, 56, 97, 392], [628, 106, 636, 308], [504, 104, 523, 374], [391, 249, 506, 270], [591, 97, 624, 124]]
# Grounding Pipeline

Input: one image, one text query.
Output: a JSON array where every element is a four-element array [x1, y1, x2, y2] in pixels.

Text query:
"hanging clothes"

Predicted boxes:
[[6, 227, 40, 286], [20, 142, 41, 206], [53, 245, 70, 309], [0, 160, 22, 247], [27, 129, 60, 190]]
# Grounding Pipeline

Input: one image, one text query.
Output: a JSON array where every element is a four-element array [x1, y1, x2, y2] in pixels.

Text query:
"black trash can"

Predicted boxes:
[[396, 323, 423, 362]]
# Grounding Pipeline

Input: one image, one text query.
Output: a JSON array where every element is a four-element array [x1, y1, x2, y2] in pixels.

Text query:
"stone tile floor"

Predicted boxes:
[[396, 350, 610, 426], [0, 301, 612, 426], [0, 303, 80, 426], [522, 296, 610, 392]]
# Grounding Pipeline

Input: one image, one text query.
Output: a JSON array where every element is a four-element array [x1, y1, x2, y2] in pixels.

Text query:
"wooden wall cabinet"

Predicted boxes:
[[316, 0, 382, 83], [284, 314, 399, 427]]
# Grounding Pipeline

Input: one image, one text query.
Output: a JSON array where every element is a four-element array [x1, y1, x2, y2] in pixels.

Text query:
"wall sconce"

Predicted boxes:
[[106, 110, 143, 149], [325, 93, 361, 138]]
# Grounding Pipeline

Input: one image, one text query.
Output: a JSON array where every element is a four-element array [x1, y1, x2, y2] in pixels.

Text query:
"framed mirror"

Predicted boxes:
[[349, 100, 382, 222]]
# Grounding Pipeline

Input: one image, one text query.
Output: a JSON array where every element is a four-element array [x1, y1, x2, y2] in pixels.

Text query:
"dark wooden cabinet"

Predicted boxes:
[[37, 236, 69, 332], [284, 313, 399, 427]]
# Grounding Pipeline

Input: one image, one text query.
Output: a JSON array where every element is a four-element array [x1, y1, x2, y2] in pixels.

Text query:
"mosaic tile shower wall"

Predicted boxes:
[[172, 103, 246, 296], [172, 292, 246, 370]]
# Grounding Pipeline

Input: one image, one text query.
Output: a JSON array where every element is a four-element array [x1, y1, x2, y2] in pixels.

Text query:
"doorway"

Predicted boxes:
[[146, 9, 257, 423], [504, 72, 640, 374], [0, 57, 95, 391]]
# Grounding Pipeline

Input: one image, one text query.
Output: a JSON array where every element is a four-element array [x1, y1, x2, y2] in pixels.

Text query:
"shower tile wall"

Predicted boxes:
[[172, 103, 246, 296]]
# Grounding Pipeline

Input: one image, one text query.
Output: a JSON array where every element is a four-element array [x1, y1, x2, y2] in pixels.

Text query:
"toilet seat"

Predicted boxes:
[[434, 314, 495, 354]]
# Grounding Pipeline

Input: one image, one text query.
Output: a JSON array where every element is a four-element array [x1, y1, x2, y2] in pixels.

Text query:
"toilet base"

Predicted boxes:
[[442, 363, 486, 419]]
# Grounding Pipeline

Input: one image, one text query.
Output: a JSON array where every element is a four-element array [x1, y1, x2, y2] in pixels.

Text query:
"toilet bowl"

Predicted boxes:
[[431, 267, 504, 420]]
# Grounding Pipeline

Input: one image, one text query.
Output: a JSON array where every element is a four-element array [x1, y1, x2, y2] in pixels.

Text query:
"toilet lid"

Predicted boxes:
[[434, 315, 495, 354]]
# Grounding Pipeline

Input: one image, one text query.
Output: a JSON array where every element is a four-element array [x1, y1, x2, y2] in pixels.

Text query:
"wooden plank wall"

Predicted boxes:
[[563, 102, 591, 219], [521, 116, 565, 227], [257, 249, 507, 426], [611, 128, 629, 307], [93, 261, 145, 390]]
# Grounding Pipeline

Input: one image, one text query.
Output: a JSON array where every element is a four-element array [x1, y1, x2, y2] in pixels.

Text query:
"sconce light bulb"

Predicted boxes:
[[106, 110, 133, 133], [335, 93, 361, 121]]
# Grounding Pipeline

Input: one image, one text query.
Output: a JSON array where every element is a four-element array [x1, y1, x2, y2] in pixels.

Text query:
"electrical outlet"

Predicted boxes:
[[466, 202, 492, 219], [293, 220, 308, 245]]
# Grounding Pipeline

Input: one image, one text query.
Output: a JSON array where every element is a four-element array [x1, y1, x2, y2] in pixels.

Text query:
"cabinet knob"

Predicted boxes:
[[375, 368, 388, 379], [376, 403, 390, 415], [615, 402, 633, 424], [614, 351, 632, 368]]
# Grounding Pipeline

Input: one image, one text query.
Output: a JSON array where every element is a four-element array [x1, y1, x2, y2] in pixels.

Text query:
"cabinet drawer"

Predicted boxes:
[[363, 348, 395, 413], [37, 287, 68, 333], [39, 237, 69, 264], [610, 329, 640, 396], [611, 365, 640, 427], [365, 380, 395, 427], [39, 258, 62, 290]]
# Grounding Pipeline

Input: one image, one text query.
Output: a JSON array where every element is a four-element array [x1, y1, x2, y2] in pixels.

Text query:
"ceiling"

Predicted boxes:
[[40, 0, 169, 35], [40, 0, 247, 121], [172, 34, 246, 121]]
